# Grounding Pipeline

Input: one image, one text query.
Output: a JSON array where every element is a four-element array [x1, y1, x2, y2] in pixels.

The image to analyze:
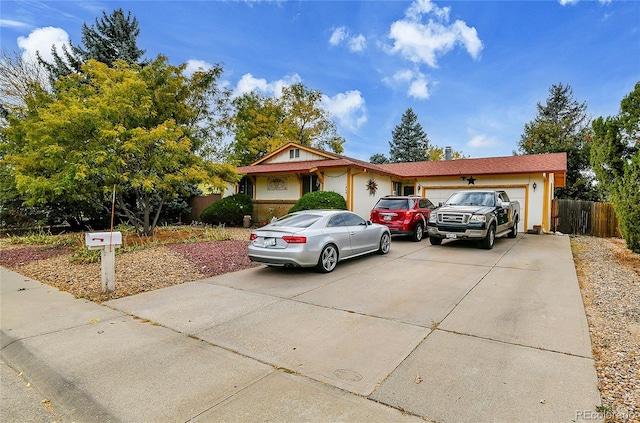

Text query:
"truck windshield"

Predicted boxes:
[[445, 192, 495, 207]]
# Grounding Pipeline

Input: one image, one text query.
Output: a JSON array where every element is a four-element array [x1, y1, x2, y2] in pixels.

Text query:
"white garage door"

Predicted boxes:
[[424, 187, 526, 233]]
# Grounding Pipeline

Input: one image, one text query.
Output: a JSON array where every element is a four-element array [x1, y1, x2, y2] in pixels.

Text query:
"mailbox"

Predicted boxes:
[[85, 232, 122, 250], [85, 231, 122, 293]]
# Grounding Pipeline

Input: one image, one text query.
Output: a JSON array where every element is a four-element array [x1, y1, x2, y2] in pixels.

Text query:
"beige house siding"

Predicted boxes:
[[224, 144, 566, 232], [266, 148, 329, 163], [256, 175, 300, 201], [349, 172, 391, 218]]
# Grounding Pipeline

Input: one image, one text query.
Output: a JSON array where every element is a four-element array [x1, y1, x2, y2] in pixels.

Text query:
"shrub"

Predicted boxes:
[[613, 152, 640, 253], [288, 191, 347, 213], [200, 194, 253, 226]]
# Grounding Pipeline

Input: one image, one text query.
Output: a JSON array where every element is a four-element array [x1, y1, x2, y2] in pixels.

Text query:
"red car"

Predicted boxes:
[[370, 195, 436, 242]]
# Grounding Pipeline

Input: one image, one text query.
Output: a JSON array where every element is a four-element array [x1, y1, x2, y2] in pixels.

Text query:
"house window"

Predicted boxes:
[[302, 174, 320, 195], [289, 148, 300, 159], [237, 176, 254, 198], [403, 186, 415, 195]]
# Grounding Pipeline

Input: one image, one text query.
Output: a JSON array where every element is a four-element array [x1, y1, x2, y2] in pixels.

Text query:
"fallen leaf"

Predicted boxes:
[[414, 375, 423, 384]]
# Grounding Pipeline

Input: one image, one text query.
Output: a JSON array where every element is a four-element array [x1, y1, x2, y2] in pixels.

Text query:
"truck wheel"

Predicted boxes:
[[412, 222, 424, 242], [481, 224, 495, 250], [429, 236, 442, 246], [508, 218, 518, 238]]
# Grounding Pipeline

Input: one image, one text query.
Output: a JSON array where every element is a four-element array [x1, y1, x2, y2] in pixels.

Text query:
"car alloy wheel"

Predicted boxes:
[[316, 244, 338, 273], [378, 232, 391, 254], [412, 222, 424, 242]]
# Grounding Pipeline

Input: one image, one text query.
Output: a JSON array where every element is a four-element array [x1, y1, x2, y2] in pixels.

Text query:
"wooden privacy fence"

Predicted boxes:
[[552, 199, 620, 238], [183, 193, 221, 223]]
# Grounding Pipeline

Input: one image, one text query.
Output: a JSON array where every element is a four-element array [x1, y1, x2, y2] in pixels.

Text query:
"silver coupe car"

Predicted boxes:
[[248, 210, 391, 273]]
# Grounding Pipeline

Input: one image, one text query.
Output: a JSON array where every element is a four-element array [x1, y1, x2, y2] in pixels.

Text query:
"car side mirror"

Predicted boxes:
[[366, 220, 372, 226], [438, 202, 444, 207]]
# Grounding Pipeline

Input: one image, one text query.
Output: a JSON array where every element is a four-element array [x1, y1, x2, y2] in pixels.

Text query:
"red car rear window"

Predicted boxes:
[[375, 199, 410, 210]]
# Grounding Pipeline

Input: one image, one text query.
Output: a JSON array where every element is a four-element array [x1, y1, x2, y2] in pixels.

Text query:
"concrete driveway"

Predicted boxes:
[[108, 233, 599, 422], [1, 233, 601, 422]]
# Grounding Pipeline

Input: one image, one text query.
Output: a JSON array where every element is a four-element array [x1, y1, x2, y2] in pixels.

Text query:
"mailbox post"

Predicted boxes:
[[85, 232, 122, 292]]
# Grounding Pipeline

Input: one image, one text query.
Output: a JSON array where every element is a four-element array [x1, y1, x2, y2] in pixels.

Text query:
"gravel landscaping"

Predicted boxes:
[[0, 231, 638, 421], [571, 236, 639, 423]]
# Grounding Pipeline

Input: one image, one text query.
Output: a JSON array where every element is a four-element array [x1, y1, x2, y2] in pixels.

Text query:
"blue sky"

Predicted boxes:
[[1, 0, 638, 162]]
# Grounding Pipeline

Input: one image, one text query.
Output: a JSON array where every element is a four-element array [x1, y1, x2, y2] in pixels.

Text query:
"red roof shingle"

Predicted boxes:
[[235, 142, 567, 179], [378, 153, 567, 178]]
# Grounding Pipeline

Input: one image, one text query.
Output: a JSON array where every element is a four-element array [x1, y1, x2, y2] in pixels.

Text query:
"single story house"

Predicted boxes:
[[225, 142, 567, 233]]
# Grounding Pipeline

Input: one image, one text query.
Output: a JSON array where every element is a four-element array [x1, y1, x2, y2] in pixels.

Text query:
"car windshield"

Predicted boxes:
[[445, 192, 495, 207], [269, 213, 321, 228], [375, 198, 410, 210]]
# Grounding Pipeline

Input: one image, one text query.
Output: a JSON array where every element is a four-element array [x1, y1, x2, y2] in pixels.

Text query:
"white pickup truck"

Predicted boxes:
[[427, 190, 520, 249]]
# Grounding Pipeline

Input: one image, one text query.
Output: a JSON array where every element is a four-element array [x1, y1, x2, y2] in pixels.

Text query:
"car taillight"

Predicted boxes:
[[405, 210, 414, 219], [249, 233, 258, 241], [282, 236, 307, 244]]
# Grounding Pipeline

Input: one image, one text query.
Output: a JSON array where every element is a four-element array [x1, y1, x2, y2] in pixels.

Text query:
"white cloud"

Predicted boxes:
[[0, 19, 29, 28], [386, 0, 482, 68], [408, 77, 430, 99], [467, 134, 500, 149], [233, 73, 302, 98], [329, 27, 348, 46], [321, 90, 367, 130], [184, 59, 214, 76], [385, 68, 433, 100], [348, 34, 367, 52], [17, 26, 70, 64], [392, 69, 414, 82], [329, 26, 367, 52]]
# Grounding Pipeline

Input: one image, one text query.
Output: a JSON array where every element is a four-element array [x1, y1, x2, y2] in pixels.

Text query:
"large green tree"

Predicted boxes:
[[2, 57, 237, 235], [37, 8, 145, 86], [590, 82, 640, 252], [228, 92, 287, 165], [228, 83, 345, 166], [388, 108, 430, 163], [518, 83, 598, 200]]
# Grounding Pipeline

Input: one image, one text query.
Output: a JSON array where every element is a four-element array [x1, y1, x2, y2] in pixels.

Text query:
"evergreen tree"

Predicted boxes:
[[388, 108, 430, 163], [37, 9, 145, 86], [518, 83, 598, 200], [369, 153, 389, 164]]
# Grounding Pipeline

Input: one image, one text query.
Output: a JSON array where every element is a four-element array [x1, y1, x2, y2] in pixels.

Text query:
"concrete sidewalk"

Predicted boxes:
[[1, 234, 602, 422]]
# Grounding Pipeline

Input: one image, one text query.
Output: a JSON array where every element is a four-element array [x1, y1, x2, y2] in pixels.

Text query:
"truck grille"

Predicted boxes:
[[437, 213, 471, 225]]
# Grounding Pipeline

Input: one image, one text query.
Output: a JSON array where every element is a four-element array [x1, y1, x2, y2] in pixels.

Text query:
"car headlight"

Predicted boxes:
[[428, 213, 437, 223], [469, 215, 486, 223]]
